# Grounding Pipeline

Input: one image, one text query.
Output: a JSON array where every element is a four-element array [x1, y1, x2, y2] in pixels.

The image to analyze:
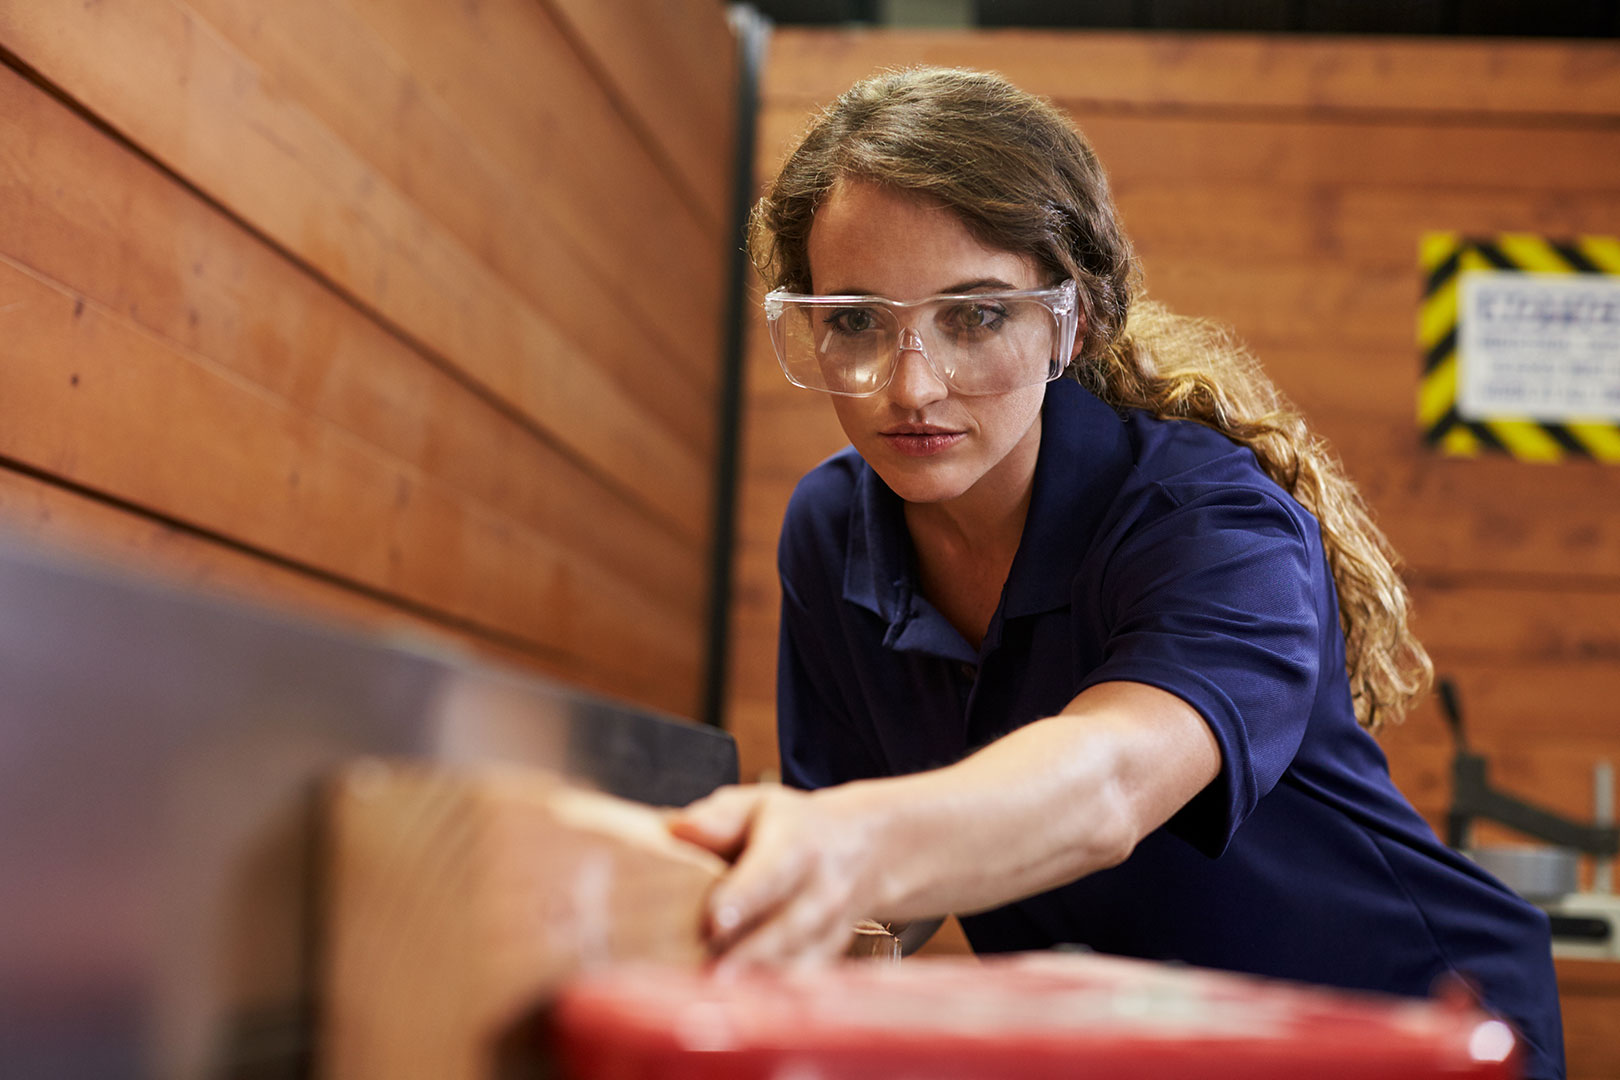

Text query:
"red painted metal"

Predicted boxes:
[[552, 952, 1521, 1079]]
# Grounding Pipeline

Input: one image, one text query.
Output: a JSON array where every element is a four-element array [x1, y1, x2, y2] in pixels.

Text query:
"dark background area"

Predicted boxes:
[[743, 0, 1620, 36]]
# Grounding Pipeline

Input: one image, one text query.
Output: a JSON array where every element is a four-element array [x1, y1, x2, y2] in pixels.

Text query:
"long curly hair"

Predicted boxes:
[[749, 67, 1431, 731]]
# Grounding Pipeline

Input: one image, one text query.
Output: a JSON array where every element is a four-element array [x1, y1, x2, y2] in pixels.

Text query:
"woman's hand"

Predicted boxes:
[[668, 782, 889, 973], [668, 683, 1219, 974]]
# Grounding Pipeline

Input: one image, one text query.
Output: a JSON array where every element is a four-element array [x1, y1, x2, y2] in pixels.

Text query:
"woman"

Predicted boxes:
[[669, 68, 1563, 1078]]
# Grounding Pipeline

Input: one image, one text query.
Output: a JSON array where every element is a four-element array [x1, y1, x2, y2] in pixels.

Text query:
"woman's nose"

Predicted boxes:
[[887, 330, 949, 408]]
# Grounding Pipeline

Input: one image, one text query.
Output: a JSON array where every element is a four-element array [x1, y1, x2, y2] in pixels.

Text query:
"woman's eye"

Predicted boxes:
[[826, 308, 879, 334], [949, 302, 1007, 332]]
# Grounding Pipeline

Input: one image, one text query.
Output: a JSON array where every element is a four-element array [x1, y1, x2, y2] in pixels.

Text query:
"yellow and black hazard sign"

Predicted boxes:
[[1418, 232, 1620, 463]]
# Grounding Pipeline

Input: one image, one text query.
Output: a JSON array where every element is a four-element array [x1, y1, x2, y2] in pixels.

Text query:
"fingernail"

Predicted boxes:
[[713, 903, 741, 933]]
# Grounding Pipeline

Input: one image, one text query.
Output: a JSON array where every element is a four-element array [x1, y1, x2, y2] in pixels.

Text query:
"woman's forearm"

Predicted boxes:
[[844, 680, 1222, 921], [667, 680, 1220, 970]]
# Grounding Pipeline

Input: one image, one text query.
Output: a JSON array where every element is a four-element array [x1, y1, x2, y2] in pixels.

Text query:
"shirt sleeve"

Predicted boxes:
[[776, 574, 886, 791], [1079, 482, 1323, 857]]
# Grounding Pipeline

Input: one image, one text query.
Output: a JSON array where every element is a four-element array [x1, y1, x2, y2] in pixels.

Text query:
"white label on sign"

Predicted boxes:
[[1457, 269, 1620, 422]]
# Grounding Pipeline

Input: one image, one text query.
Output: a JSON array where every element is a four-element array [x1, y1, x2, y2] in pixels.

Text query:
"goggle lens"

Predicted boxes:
[[765, 283, 1076, 397]]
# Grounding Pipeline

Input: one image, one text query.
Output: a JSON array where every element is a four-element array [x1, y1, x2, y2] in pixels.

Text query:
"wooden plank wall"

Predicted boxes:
[[724, 30, 1620, 1072], [0, 0, 738, 720]]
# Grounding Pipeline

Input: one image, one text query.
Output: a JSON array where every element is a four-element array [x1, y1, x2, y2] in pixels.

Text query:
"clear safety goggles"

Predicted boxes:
[[762, 279, 1078, 397]]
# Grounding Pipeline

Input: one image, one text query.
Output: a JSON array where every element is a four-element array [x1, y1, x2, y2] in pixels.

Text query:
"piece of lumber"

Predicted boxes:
[[338, 0, 729, 368], [1114, 184, 1620, 271], [0, 0, 711, 540], [0, 463, 503, 662], [1555, 957, 1620, 1080], [540, 0, 738, 224], [174, 0, 721, 438], [0, 60, 707, 620], [0, 261, 702, 711], [762, 30, 1620, 119], [320, 761, 725, 1080], [758, 103, 1620, 196]]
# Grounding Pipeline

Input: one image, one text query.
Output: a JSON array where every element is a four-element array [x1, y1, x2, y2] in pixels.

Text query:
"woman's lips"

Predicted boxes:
[[879, 429, 965, 456]]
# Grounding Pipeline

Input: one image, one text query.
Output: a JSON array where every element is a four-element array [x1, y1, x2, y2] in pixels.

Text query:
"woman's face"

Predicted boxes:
[[806, 180, 1052, 511]]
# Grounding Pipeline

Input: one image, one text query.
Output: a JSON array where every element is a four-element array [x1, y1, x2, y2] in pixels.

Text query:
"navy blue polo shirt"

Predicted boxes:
[[776, 378, 1564, 1079]]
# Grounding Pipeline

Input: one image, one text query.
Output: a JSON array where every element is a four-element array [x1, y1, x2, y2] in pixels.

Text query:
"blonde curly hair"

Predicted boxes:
[[750, 66, 1431, 731]]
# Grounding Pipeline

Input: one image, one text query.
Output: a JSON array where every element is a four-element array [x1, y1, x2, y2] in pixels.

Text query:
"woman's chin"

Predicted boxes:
[[869, 460, 973, 505]]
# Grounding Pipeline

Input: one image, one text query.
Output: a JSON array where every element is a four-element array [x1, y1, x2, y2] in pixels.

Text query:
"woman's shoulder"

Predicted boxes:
[[1122, 410, 1300, 499], [783, 447, 866, 528], [1110, 410, 1321, 545], [778, 446, 867, 570], [1121, 409, 1264, 484]]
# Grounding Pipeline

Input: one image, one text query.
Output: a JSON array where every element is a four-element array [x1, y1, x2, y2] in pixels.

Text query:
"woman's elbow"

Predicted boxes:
[[1084, 777, 1143, 873]]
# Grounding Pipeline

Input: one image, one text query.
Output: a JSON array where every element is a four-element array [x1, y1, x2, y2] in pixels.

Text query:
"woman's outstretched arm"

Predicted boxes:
[[668, 679, 1220, 972]]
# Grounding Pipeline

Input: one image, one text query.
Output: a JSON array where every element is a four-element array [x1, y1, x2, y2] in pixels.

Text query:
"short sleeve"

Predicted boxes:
[[1080, 484, 1323, 857], [774, 463, 888, 792], [776, 574, 885, 791]]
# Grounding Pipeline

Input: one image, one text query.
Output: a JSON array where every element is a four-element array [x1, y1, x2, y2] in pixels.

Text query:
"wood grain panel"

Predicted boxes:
[[0, 0, 711, 541], [338, 0, 727, 374], [723, 700, 783, 785], [1408, 584, 1620, 662], [0, 467, 615, 703], [1115, 185, 1620, 270], [0, 259, 701, 710], [176, 0, 719, 421], [1556, 960, 1620, 1080], [740, 397, 850, 477], [1063, 114, 1620, 192], [1135, 257, 1546, 353], [0, 62, 706, 622], [541, 0, 736, 226], [763, 30, 1620, 118], [758, 104, 1620, 197], [322, 763, 723, 1080], [1345, 455, 1620, 580]]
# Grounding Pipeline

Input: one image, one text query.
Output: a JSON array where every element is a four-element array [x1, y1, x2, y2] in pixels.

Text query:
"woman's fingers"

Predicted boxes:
[[670, 784, 822, 945], [667, 784, 769, 861], [706, 793, 822, 947], [713, 877, 858, 974], [671, 783, 879, 969]]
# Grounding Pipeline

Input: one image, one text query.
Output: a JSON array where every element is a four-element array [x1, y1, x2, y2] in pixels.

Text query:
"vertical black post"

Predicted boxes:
[[701, 6, 770, 730]]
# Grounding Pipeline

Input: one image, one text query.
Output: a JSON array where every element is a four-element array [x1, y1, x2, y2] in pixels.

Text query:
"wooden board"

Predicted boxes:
[[320, 761, 724, 1080], [1115, 185, 1620, 271], [0, 0, 712, 541], [337, 0, 728, 375], [1555, 959, 1620, 1080], [0, 62, 706, 622], [720, 700, 785, 785], [758, 104, 1620, 196], [176, 0, 722, 423], [1408, 583, 1620, 662], [0, 263, 702, 711], [0, 465, 596, 698], [762, 30, 1620, 118], [541, 0, 737, 227]]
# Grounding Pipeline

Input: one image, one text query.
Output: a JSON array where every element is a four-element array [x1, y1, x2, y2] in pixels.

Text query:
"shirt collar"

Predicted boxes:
[[841, 378, 1134, 639], [842, 461, 935, 646]]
